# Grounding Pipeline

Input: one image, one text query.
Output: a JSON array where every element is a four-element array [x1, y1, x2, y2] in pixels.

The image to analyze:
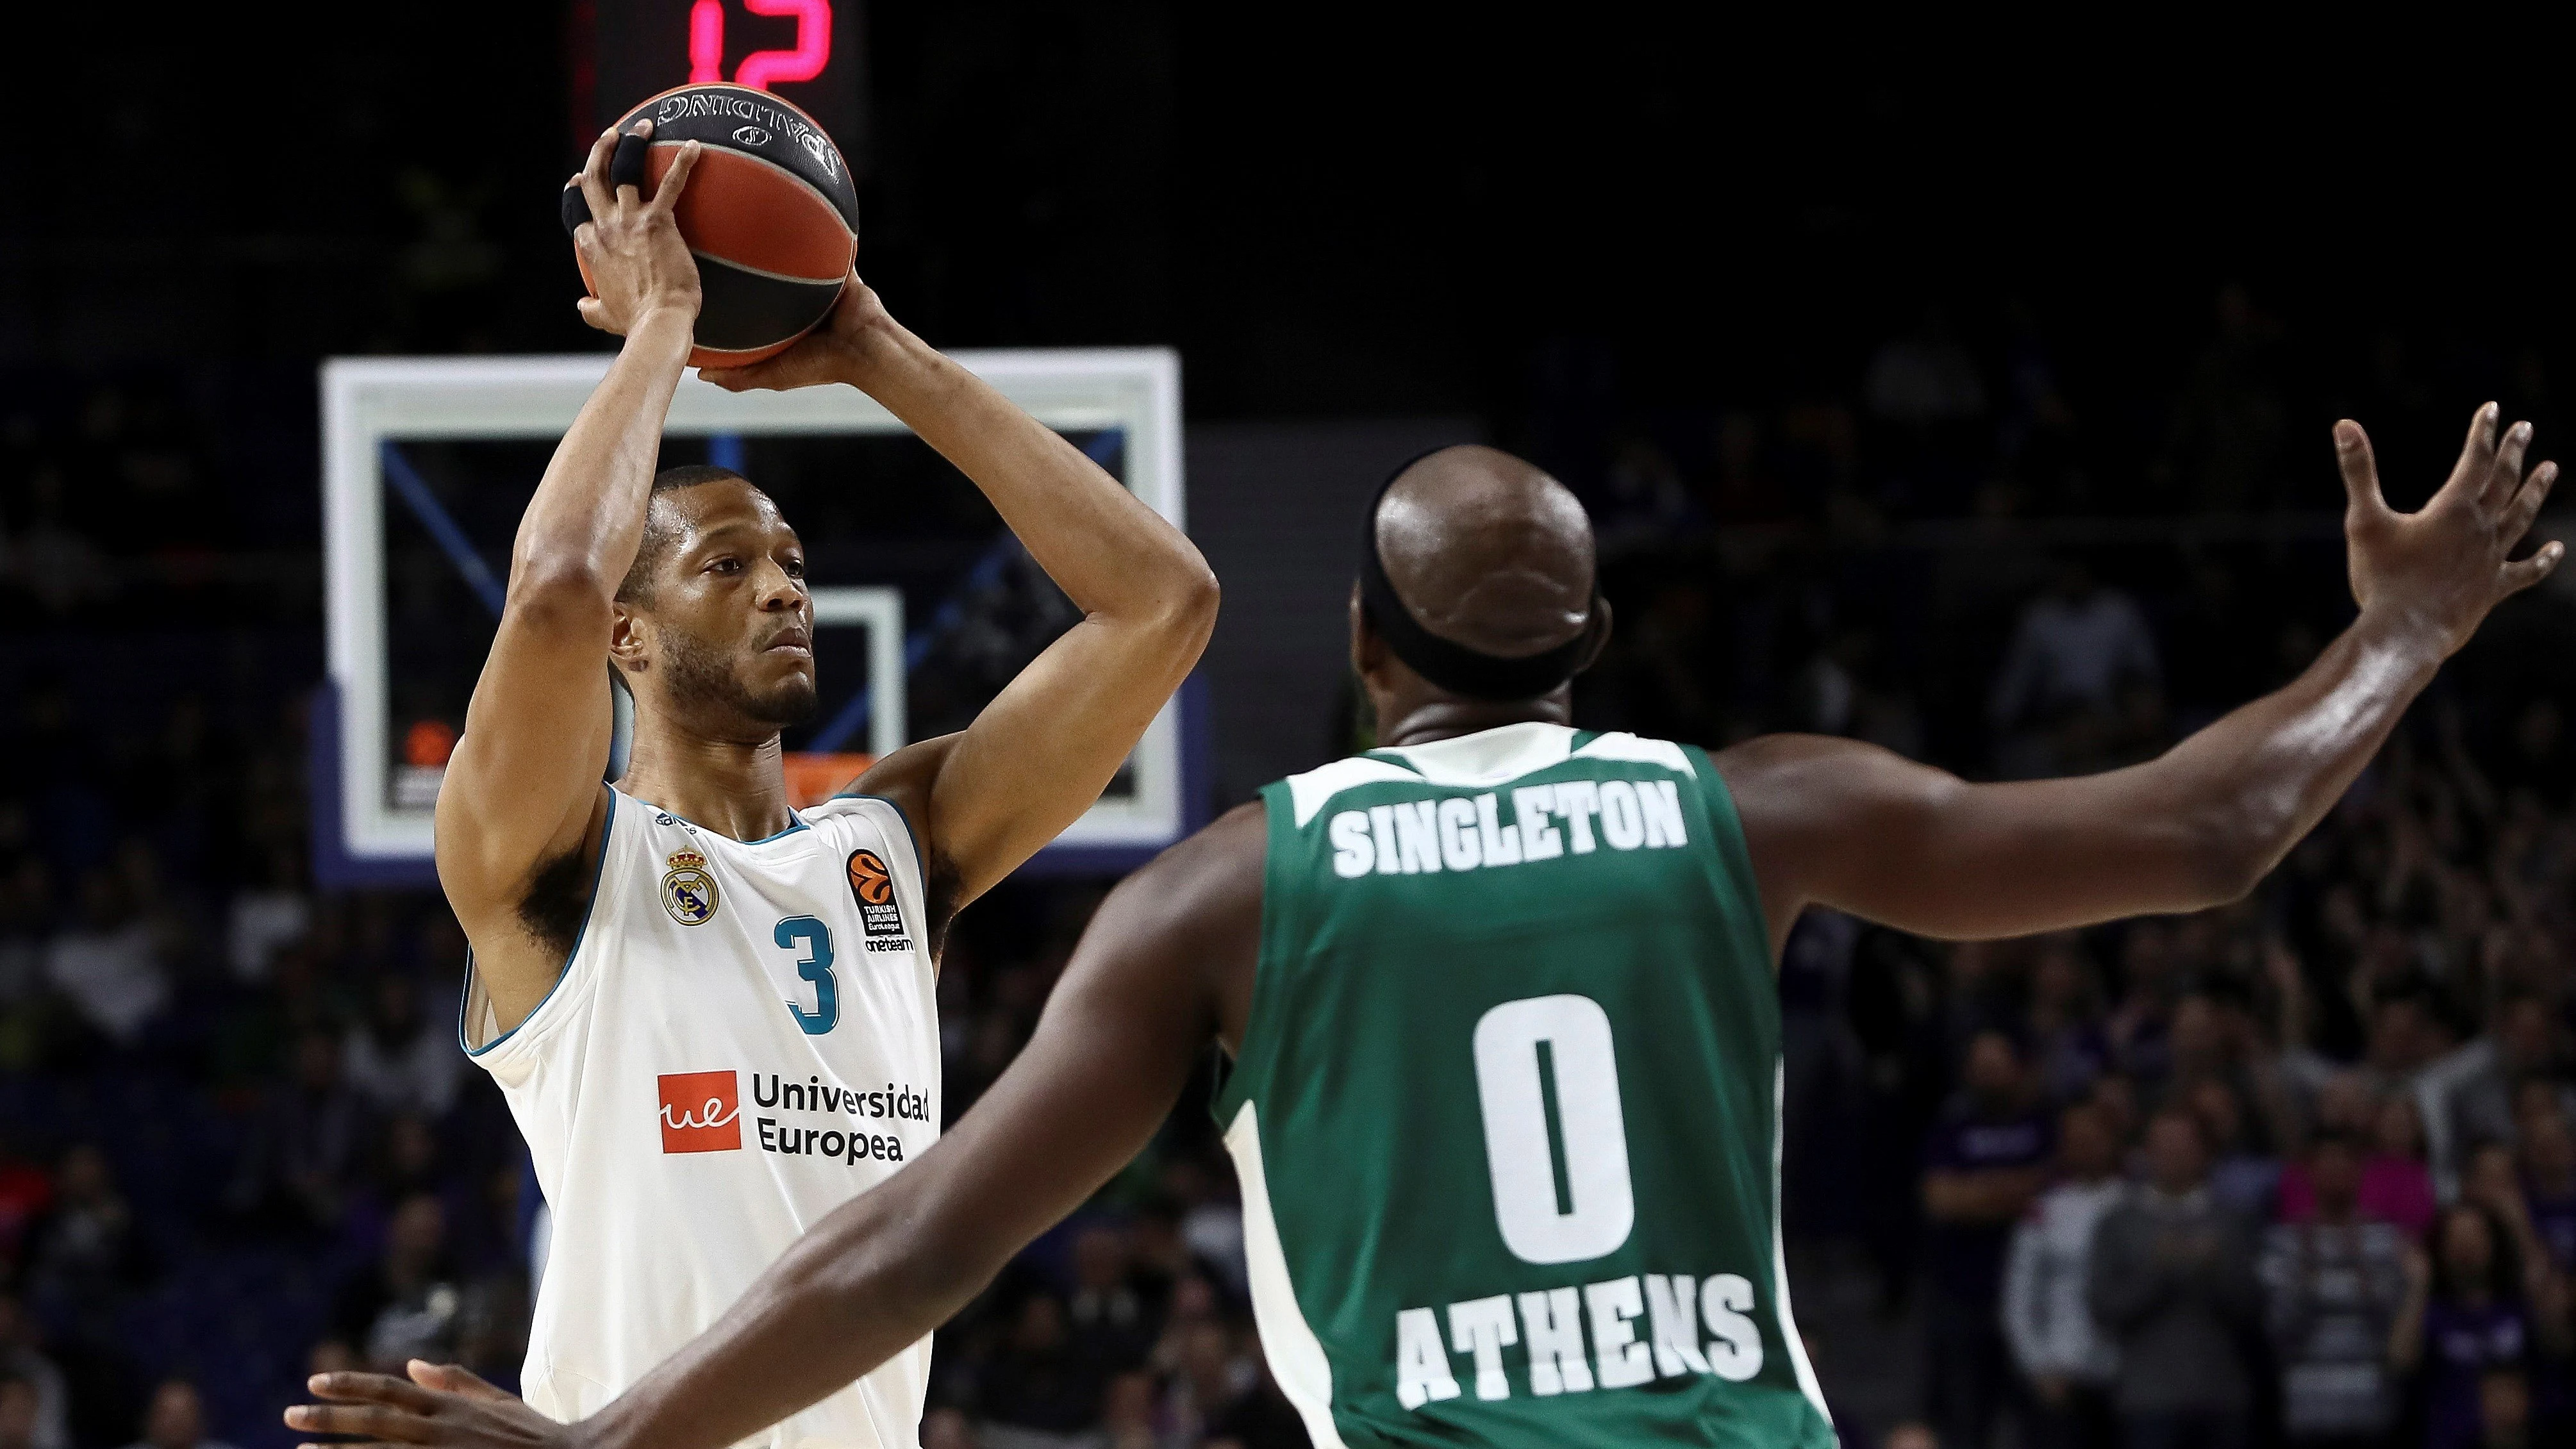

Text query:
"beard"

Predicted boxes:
[[656, 622, 819, 729]]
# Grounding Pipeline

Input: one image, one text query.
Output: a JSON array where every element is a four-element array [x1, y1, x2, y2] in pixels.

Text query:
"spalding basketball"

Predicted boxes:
[[563, 83, 859, 369]]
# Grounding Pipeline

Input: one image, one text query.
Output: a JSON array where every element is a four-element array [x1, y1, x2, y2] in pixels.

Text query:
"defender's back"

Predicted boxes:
[[1218, 721, 1836, 1448]]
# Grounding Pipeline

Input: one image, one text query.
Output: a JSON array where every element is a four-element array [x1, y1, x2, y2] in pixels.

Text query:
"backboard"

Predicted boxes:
[[316, 349, 1197, 886]]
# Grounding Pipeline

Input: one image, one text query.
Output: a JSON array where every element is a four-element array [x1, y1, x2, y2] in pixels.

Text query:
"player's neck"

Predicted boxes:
[[1374, 691, 1573, 750], [618, 723, 796, 842]]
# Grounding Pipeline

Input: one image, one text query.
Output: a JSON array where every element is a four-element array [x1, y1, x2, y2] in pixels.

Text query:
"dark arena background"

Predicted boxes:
[[1, 9, 2571, 1449]]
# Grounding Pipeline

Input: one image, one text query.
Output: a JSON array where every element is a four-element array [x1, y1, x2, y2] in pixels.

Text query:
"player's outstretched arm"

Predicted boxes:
[[435, 124, 702, 1029], [703, 285, 1219, 909], [287, 807, 1262, 1449], [1723, 405, 2560, 948]]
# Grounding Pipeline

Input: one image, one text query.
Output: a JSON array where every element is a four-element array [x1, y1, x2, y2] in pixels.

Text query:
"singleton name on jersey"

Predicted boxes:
[[1327, 779, 1690, 879]]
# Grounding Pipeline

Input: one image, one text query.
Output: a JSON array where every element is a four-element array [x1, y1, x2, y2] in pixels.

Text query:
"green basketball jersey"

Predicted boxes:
[[1214, 722, 1835, 1448]]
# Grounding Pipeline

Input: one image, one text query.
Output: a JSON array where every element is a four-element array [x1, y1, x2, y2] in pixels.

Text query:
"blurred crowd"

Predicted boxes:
[[1543, 286, 2576, 1449], [6, 282, 2576, 1449]]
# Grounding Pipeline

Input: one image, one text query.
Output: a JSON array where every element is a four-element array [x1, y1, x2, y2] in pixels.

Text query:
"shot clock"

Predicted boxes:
[[578, 0, 867, 173]]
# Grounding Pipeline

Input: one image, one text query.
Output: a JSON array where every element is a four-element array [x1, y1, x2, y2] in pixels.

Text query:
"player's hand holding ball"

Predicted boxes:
[[2336, 402, 2562, 659], [697, 272, 896, 395], [569, 120, 704, 337]]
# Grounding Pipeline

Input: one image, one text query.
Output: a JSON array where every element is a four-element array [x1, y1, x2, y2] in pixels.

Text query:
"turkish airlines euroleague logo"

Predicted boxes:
[[848, 849, 906, 942], [657, 1070, 742, 1154]]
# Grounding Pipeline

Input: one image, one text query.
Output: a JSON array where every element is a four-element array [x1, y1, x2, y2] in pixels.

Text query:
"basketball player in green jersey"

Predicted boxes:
[[297, 411, 2557, 1448]]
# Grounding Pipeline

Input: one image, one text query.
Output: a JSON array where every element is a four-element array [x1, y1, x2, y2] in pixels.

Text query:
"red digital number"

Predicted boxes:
[[686, 0, 833, 90]]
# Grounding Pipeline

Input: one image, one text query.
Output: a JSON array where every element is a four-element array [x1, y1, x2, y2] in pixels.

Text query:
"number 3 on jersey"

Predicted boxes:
[[775, 916, 838, 1035], [1472, 994, 1636, 1264]]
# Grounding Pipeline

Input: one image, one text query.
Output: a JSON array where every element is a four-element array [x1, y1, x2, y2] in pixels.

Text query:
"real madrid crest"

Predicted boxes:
[[661, 849, 719, 925]]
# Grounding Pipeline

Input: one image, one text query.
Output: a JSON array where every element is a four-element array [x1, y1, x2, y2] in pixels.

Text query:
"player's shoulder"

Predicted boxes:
[[1710, 731, 1945, 814], [1116, 800, 1265, 918], [1708, 730, 1874, 777], [800, 791, 929, 874]]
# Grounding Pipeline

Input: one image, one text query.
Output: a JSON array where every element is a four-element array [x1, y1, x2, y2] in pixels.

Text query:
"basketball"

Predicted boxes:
[[562, 82, 860, 368]]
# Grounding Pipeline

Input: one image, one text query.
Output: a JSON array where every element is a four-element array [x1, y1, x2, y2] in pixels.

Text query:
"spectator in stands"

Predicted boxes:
[[1097, 1370, 1157, 1449], [2391, 1202, 2573, 1449], [0, 1375, 39, 1449], [116, 1379, 234, 1449], [2463, 1143, 2569, 1315], [1201, 1356, 1308, 1449], [2025, 935, 2110, 1109], [2088, 1108, 2261, 1449], [1862, 307, 1988, 429], [2107, 924, 2179, 1091], [25, 1145, 153, 1305], [1149, 1273, 1224, 1379], [1065, 1223, 1154, 1377], [2163, 282, 2292, 513], [1163, 1157, 1248, 1300], [2367, 1093, 2442, 1241], [2259, 1131, 2411, 1445], [2184, 1077, 2282, 1221], [0, 1291, 63, 1449], [41, 866, 166, 1048], [222, 845, 308, 984], [2522, 1107, 2576, 1275], [2002, 1102, 2123, 1449], [332, 1192, 461, 1371], [1988, 559, 2161, 778], [0, 1134, 48, 1276], [1160, 1318, 1257, 1449], [2281, 1088, 2443, 1241], [342, 972, 463, 1121], [1920, 1027, 2053, 1449], [2435, 995, 2564, 1181], [974, 1291, 1101, 1449], [2478, 1368, 2534, 1449], [229, 1029, 369, 1235]]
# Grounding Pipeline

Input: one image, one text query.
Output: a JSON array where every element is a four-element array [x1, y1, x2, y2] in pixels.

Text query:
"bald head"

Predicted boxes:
[[1374, 445, 1595, 658]]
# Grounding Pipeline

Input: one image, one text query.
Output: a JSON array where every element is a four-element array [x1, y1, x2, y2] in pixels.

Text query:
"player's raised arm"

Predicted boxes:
[[287, 806, 1258, 1449], [1724, 404, 2560, 948], [435, 124, 702, 1026], [702, 283, 1218, 909]]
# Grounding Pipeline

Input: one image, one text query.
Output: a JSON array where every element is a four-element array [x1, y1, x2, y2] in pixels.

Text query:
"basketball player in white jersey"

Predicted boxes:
[[371, 126, 1213, 1449]]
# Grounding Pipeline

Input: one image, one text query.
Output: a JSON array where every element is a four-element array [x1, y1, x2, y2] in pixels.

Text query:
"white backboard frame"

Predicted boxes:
[[321, 349, 1186, 874]]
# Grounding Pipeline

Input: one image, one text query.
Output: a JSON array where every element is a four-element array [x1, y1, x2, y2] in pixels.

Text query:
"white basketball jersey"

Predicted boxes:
[[461, 786, 941, 1449]]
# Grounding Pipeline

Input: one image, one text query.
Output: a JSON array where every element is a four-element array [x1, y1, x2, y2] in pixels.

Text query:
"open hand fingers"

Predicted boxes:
[[408, 1360, 511, 1403], [696, 363, 774, 393], [578, 128, 619, 226], [651, 140, 701, 214], [308, 1372, 440, 1410], [2438, 403, 2501, 506], [2484, 420, 2534, 509], [2501, 538, 2564, 596], [283, 1403, 435, 1443], [2335, 419, 2387, 518], [611, 119, 654, 209], [2502, 459, 2561, 540]]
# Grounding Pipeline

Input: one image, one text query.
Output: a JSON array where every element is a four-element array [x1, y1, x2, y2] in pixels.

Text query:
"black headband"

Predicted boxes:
[[1358, 453, 1602, 702]]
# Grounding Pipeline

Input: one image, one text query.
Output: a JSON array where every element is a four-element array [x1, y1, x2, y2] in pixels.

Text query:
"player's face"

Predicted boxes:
[[644, 481, 818, 731]]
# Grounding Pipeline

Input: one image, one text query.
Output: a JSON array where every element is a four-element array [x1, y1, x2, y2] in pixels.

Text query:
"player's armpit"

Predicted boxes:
[[435, 609, 614, 913]]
